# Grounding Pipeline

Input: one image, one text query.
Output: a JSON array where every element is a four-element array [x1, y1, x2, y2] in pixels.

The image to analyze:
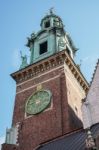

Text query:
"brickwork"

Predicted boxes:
[[12, 65, 64, 125], [2, 51, 89, 150], [2, 143, 18, 150], [12, 65, 68, 150], [10, 63, 86, 150]]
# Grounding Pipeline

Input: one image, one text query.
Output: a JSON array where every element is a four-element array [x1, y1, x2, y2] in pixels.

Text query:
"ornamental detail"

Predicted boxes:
[[25, 90, 52, 115]]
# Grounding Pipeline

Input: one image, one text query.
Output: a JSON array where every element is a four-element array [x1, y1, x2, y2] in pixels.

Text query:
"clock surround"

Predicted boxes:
[[25, 90, 52, 115]]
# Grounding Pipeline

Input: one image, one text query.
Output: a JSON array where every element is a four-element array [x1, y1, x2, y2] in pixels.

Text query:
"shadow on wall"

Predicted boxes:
[[68, 105, 83, 130]]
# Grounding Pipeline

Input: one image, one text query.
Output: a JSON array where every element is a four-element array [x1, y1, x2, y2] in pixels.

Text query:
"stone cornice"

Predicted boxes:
[[11, 51, 65, 83], [11, 50, 89, 93], [64, 51, 89, 93]]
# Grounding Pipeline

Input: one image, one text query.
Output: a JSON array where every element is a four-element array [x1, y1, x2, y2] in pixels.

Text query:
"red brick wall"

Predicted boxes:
[[59, 72, 70, 134], [6, 64, 84, 150], [12, 66, 69, 150], [2, 143, 18, 150]]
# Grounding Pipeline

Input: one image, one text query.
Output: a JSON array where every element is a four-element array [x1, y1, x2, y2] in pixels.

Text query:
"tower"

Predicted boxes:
[[2, 10, 89, 150]]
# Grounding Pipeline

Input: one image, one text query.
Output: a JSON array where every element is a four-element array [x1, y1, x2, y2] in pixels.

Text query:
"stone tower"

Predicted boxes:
[[2, 10, 89, 150]]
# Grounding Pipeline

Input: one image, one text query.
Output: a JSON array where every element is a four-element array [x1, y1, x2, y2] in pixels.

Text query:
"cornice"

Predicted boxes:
[[11, 51, 65, 83], [11, 50, 89, 93], [64, 51, 89, 93]]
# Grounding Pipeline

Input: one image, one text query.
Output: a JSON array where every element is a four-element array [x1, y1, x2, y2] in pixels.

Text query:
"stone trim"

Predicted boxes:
[[64, 51, 89, 93], [11, 49, 89, 93], [16, 75, 61, 94], [11, 50, 65, 83], [17, 65, 64, 87]]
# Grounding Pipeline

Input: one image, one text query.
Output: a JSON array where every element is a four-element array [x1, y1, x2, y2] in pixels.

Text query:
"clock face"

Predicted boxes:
[[25, 90, 52, 115]]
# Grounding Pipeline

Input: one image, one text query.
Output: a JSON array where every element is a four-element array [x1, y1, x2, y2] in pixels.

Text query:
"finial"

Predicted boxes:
[[49, 7, 54, 14]]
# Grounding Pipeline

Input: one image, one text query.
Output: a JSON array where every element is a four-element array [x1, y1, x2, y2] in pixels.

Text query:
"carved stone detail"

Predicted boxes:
[[11, 50, 89, 93], [85, 129, 97, 150]]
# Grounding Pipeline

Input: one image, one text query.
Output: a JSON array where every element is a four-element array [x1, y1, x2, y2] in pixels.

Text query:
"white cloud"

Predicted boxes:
[[0, 136, 5, 150]]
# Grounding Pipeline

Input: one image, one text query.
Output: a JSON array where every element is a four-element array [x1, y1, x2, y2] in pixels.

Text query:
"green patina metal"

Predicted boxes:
[[20, 9, 78, 69], [26, 13, 65, 64], [25, 90, 52, 115], [66, 33, 78, 54], [20, 52, 28, 70]]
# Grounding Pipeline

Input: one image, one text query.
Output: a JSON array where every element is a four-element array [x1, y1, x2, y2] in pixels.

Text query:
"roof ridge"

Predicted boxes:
[[90, 59, 99, 86]]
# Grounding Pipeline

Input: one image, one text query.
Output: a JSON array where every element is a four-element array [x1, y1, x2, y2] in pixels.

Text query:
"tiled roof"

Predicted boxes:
[[90, 59, 99, 85], [37, 123, 99, 150], [82, 59, 99, 129]]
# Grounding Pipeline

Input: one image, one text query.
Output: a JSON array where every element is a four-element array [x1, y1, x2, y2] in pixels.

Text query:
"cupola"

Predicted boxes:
[[40, 8, 64, 29], [21, 9, 78, 69]]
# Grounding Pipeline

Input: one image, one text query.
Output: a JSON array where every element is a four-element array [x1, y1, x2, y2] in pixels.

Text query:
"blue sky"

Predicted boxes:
[[0, 0, 99, 147]]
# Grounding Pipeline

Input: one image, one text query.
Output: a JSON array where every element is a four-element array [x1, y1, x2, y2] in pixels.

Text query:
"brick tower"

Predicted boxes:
[[2, 10, 89, 150]]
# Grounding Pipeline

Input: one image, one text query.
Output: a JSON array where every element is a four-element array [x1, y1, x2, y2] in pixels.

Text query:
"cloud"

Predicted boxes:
[[0, 136, 5, 150]]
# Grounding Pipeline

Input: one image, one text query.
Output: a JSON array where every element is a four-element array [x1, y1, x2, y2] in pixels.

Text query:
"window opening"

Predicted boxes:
[[45, 21, 50, 28], [39, 41, 48, 55]]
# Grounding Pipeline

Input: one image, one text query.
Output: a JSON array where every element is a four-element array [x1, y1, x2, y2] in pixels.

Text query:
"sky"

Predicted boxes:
[[0, 0, 99, 148]]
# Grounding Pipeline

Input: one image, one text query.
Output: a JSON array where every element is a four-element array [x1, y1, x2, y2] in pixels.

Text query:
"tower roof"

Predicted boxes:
[[40, 8, 64, 29]]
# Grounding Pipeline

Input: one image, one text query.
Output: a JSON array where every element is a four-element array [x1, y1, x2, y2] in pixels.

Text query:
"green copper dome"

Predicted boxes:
[[40, 9, 64, 29], [20, 9, 78, 69]]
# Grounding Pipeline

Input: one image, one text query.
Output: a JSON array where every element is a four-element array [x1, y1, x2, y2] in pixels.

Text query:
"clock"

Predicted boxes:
[[25, 90, 52, 115]]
